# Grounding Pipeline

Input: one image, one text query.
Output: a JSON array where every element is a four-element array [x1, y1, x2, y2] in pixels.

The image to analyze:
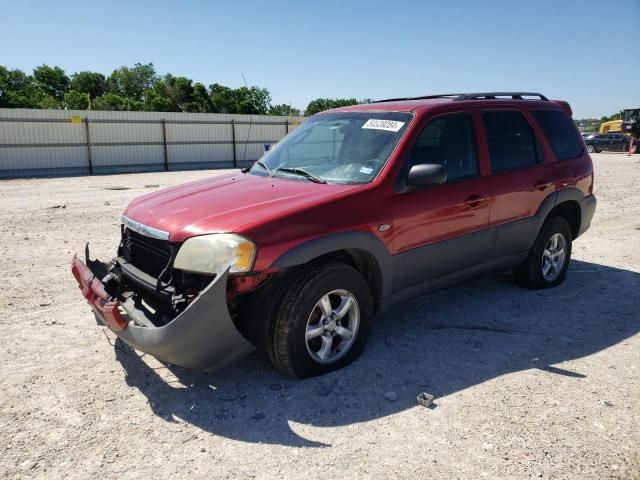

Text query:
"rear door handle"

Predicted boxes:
[[535, 180, 552, 191], [464, 194, 487, 207]]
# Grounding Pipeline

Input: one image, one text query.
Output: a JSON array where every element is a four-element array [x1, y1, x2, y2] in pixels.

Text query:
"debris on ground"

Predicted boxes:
[[417, 392, 435, 408]]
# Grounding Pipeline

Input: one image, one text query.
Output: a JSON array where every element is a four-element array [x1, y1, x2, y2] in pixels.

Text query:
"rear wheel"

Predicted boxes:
[[586, 144, 595, 153], [268, 262, 373, 378], [514, 216, 572, 289]]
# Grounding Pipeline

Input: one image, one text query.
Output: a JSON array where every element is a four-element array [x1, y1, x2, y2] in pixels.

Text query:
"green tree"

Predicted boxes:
[[69, 71, 106, 98], [268, 103, 301, 116], [107, 63, 156, 102], [145, 74, 196, 112], [92, 92, 140, 111], [209, 84, 271, 114], [142, 88, 176, 112], [64, 90, 89, 110], [209, 83, 237, 113], [33, 64, 69, 100], [305, 98, 359, 115], [0, 66, 33, 107], [236, 86, 271, 114], [190, 82, 213, 113]]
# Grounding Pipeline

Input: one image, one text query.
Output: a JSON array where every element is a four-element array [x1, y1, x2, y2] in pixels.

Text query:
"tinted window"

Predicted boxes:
[[483, 111, 539, 171], [407, 113, 478, 180], [532, 110, 583, 160]]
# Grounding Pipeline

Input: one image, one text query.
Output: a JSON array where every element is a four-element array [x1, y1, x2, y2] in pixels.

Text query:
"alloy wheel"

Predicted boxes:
[[305, 289, 360, 364], [541, 233, 567, 282]]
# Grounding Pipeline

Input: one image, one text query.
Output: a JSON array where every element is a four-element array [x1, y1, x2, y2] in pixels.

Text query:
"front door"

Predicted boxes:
[[389, 112, 491, 291]]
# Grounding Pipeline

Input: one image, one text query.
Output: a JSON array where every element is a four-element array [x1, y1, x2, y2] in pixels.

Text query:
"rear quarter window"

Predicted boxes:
[[532, 110, 583, 160]]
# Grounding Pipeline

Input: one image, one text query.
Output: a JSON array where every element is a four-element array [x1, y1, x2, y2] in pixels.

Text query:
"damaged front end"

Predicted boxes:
[[71, 226, 255, 372]]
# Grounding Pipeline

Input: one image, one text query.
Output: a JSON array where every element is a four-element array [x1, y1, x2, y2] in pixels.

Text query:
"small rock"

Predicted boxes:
[[604, 400, 614, 407], [104, 201, 110, 206], [482, 442, 494, 450], [251, 411, 266, 420], [384, 391, 398, 402], [145, 184, 160, 188], [200, 447, 206, 453]]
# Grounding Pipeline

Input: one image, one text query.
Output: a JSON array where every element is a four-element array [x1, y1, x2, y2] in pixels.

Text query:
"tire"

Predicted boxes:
[[586, 144, 595, 153], [513, 216, 572, 290], [268, 262, 373, 378]]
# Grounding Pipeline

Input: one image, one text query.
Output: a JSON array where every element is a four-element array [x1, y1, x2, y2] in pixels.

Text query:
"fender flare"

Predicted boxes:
[[272, 230, 394, 297], [533, 187, 584, 236]]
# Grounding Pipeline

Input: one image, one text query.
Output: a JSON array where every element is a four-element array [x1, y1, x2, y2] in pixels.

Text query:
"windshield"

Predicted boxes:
[[249, 111, 412, 184]]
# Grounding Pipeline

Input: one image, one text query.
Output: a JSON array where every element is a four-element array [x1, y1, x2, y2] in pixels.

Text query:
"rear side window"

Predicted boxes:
[[407, 113, 478, 180], [482, 111, 539, 171], [532, 110, 583, 160]]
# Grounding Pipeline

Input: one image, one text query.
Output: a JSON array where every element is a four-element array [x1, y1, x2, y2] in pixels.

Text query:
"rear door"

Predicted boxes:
[[389, 111, 491, 291], [482, 109, 563, 256]]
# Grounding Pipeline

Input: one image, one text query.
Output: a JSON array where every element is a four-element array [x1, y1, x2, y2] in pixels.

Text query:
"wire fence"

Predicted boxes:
[[0, 109, 305, 179]]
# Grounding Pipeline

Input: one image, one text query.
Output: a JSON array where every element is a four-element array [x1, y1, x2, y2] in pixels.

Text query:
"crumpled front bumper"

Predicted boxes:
[[71, 256, 254, 372]]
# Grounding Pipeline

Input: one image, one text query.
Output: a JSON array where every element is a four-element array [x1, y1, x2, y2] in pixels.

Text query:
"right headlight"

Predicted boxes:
[[173, 233, 256, 275]]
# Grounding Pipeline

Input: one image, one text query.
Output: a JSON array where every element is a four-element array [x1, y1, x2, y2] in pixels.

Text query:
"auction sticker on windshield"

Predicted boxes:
[[362, 119, 405, 132]]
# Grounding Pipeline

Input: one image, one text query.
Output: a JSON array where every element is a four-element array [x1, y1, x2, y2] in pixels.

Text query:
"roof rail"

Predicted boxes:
[[371, 94, 463, 103], [372, 92, 549, 103], [453, 92, 549, 101]]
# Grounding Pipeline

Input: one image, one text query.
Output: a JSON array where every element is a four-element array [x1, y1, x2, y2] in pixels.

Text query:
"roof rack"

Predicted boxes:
[[453, 92, 549, 101], [371, 94, 463, 103], [372, 92, 549, 103]]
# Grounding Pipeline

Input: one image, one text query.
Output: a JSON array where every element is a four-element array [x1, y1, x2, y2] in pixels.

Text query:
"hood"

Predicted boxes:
[[123, 172, 360, 243]]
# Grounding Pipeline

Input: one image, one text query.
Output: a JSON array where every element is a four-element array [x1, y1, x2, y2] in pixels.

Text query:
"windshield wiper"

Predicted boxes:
[[255, 160, 273, 176], [273, 167, 327, 184]]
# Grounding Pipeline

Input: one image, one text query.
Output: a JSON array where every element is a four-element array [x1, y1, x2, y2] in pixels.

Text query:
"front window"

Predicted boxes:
[[249, 112, 412, 184]]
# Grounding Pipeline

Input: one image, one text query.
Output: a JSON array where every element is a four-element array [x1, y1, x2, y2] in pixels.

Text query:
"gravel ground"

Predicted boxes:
[[0, 153, 639, 479]]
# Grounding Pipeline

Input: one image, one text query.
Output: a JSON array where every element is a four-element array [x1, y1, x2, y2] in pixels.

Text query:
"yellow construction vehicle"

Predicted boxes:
[[598, 108, 640, 136], [599, 119, 622, 134]]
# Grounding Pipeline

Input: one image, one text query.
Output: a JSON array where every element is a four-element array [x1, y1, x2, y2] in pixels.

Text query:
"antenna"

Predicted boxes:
[[240, 72, 252, 166]]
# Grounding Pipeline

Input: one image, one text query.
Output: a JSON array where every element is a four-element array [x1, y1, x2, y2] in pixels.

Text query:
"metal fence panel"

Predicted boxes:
[[0, 108, 304, 178]]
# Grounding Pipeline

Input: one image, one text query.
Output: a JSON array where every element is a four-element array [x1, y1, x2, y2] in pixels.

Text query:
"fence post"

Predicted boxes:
[[161, 119, 169, 171], [285, 119, 289, 135], [231, 119, 237, 168], [84, 117, 93, 175]]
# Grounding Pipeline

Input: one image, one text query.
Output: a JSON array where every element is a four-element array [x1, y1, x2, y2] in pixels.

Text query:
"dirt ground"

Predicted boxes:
[[1, 153, 639, 480]]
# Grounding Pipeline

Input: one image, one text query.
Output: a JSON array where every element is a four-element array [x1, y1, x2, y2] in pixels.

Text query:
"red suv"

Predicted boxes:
[[72, 92, 596, 378]]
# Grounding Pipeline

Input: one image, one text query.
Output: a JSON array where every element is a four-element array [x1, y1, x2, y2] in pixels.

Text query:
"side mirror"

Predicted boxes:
[[406, 163, 447, 188]]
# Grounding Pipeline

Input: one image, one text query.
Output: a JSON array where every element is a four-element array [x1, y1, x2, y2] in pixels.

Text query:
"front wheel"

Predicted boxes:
[[586, 144, 595, 153], [514, 216, 572, 289], [268, 262, 373, 378]]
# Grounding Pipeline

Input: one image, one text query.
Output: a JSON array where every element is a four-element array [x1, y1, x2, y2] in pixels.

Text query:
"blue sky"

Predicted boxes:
[[1, 0, 639, 118]]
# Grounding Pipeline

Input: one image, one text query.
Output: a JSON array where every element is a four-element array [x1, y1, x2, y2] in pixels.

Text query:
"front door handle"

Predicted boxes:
[[464, 194, 487, 207], [535, 180, 552, 191]]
